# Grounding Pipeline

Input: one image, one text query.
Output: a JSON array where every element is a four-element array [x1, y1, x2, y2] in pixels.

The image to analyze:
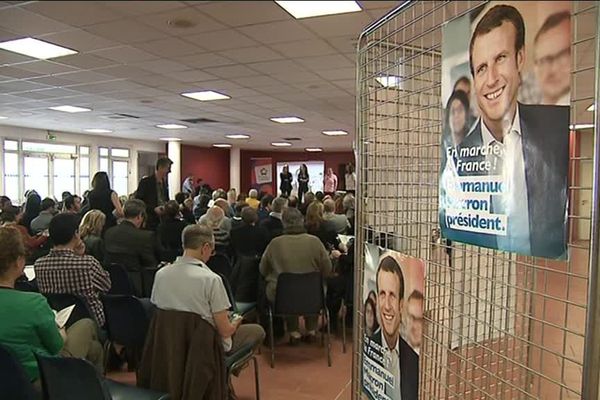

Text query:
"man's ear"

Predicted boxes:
[[516, 48, 525, 73]]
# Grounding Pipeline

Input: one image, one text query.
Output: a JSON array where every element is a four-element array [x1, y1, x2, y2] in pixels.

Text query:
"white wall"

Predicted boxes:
[[0, 125, 164, 198]]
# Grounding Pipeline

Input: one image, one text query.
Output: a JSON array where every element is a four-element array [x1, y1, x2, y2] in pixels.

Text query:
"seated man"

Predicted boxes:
[[260, 207, 333, 343], [151, 224, 265, 354], [104, 198, 159, 274], [323, 198, 350, 234], [34, 213, 111, 327], [30, 197, 56, 234], [230, 207, 268, 257], [260, 196, 287, 243]]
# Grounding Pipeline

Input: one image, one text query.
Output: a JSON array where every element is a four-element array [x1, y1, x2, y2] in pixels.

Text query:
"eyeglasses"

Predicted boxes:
[[535, 47, 570, 69]]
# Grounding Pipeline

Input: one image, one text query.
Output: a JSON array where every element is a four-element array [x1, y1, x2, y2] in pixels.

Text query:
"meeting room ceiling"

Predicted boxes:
[[0, 1, 398, 150]]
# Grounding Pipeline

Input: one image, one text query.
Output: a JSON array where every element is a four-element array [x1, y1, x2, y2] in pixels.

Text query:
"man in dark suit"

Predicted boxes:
[[442, 5, 568, 258], [368, 256, 418, 400], [135, 157, 173, 230], [259, 196, 287, 243], [104, 199, 159, 296]]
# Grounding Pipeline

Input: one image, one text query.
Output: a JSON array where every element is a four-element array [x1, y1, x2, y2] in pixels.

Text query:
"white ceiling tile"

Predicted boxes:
[[323, 36, 358, 54], [299, 12, 372, 38], [135, 59, 189, 74], [0, 80, 52, 93], [271, 71, 323, 84], [129, 74, 182, 88], [197, 1, 290, 27], [23, 1, 122, 27], [175, 52, 236, 69], [37, 29, 119, 52], [91, 46, 159, 63], [100, 1, 188, 17], [85, 19, 169, 44], [136, 37, 205, 58], [269, 39, 338, 58], [0, 7, 73, 36], [55, 54, 118, 69], [56, 70, 116, 84], [170, 69, 217, 83], [231, 75, 283, 89], [136, 6, 227, 35], [94, 65, 154, 79], [219, 46, 284, 64], [247, 60, 306, 75], [64, 80, 129, 94], [183, 29, 258, 51], [17, 61, 78, 75], [0, 65, 44, 80], [317, 68, 356, 81], [26, 75, 78, 87], [203, 64, 261, 79], [239, 20, 317, 44], [295, 54, 353, 71]]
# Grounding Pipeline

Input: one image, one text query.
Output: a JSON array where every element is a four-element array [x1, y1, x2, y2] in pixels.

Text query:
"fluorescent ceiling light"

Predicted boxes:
[[0, 37, 77, 60], [376, 75, 402, 88], [156, 124, 188, 130], [275, 1, 361, 19], [181, 90, 230, 101], [49, 105, 91, 113], [159, 137, 182, 141], [84, 128, 112, 133], [570, 124, 595, 130], [213, 143, 232, 148], [588, 104, 595, 112], [305, 147, 323, 152], [0, 116, 7, 120], [322, 130, 349, 136], [270, 116, 304, 124], [225, 134, 250, 139], [271, 142, 292, 147]]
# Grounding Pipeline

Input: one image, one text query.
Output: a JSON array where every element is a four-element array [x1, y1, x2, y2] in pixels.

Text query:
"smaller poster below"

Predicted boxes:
[[361, 243, 424, 400]]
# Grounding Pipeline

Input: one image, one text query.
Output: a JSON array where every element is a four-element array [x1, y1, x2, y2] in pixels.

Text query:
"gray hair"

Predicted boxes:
[[248, 188, 258, 198], [323, 198, 335, 213], [182, 224, 214, 250], [282, 207, 304, 232], [271, 197, 287, 213], [343, 193, 355, 211], [123, 199, 146, 219]]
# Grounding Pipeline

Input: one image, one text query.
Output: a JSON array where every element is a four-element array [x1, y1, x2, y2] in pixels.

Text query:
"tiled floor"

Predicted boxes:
[[108, 332, 353, 400]]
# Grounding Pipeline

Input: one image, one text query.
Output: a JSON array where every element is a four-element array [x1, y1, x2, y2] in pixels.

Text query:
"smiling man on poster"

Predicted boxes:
[[446, 4, 569, 258]]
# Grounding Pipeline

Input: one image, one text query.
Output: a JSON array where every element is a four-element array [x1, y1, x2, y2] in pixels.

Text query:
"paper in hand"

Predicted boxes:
[[53, 304, 75, 329]]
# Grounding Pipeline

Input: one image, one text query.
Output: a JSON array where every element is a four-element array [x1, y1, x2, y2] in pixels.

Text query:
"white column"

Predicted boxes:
[[167, 140, 181, 199], [229, 146, 240, 191]]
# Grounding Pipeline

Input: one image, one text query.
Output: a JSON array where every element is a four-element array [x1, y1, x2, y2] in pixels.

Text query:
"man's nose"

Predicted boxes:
[[487, 64, 499, 86]]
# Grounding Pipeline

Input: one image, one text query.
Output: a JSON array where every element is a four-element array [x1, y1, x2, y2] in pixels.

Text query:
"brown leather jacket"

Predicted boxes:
[[137, 309, 226, 400]]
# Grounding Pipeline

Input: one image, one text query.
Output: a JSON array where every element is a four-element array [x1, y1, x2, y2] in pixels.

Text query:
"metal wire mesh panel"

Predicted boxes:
[[354, 1, 598, 399]]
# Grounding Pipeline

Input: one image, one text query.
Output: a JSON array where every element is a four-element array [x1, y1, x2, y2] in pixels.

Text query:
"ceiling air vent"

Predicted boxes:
[[181, 117, 220, 124], [102, 113, 140, 120], [283, 137, 302, 141]]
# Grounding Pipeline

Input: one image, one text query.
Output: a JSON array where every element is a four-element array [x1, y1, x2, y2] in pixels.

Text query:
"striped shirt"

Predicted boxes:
[[34, 248, 111, 326]]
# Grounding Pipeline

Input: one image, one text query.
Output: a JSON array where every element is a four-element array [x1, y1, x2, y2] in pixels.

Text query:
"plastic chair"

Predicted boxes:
[[105, 263, 136, 296], [230, 255, 261, 303], [0, 344, 37, 400], [207, 253, 233, 281], [43, 292, 95, 328], [225, 343, 260, 400], [268, 272, 331, 368], [35, 353, 169, 400], [101, 295, 151, 371], [217, 273, 256, 318]]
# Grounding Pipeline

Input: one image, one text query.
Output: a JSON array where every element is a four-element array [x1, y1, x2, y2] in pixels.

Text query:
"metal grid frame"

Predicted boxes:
[[353, 1, 599, 399]]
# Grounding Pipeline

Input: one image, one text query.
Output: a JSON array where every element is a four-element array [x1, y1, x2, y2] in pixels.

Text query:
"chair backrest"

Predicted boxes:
[[216, 273, 236, 313], [104, 253, 143, 296], [14, 279, 39, 293], [105, 263, 136, 296], [0, 344, 37, 400], [230, 255, 260, 303], [43, 293, 94, 328], [35, 353, 110, 400], [101, 295, 150, 348], [207, 253, 232, 281], [274, 272, 325, 316]]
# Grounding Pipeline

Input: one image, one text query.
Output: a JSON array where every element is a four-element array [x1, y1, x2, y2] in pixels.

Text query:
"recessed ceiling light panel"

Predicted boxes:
[[49, 105, 91, 113], [0, 37, 77, 59], [225, 134, 250, 139], [156, 124, 188, 130], [0, 116, 7, 120], [570, 124, 595, 130], [213, 143, 232, 148], [275, 1, 361, 19], [270, 116, 305, 124], [588, 103, 595, 112], [159, 137, 182, 141], [305, 147, 323, 152], [271, 142, 293, 147], [181, 90, 231, 101], [84, 128, 112, 133], [322, 130, 349, 136]]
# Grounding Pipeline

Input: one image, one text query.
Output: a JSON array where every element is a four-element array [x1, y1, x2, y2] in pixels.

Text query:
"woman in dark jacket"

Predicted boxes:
[[87, 172, 123, 232], [279, 165, 292, 198], [297, 163, 309, 204], [21, 192, 41, 235]]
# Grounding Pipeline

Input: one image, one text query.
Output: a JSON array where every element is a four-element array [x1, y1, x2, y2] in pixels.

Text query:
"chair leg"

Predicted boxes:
[[268, 308, 275, 368], [102, 341, 112, 375], [253, 356, 260, 400], [325, 309, 332, 367], [341, 302, 347, 354]]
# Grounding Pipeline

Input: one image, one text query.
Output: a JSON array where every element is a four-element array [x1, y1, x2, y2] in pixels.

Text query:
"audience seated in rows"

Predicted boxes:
[[0, 208, 48, 255], [299, 192, 315, 216], [193, 193, 211, 221], [305, 201, 343, 252], [231, 201, 248, 231], [62, 194, 82, 214], [231, 206, 269, 257], [260, 207, 333, 342], [257, 194, 273, 222], [21, 192, 41, 235], [0, 195, 11, 211], [157, 200, 189, 262], [0, 226, 103, 384], [151, 224, 265, 355], [323, 198, 351, 234], [245, 189, 260, 209], [30, 197, 56, 234], [199, 206, 231, 250], [79, 210, 106, 263], [104, 199, 159, 275], [34, 213, 111, 327], [260, 196, 286, 242]]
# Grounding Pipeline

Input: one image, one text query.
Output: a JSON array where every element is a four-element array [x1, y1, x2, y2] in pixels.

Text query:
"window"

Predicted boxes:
[[53, 157, 75, 200], [24, 154, 49, 199], [79, 146, 90, 193], [3, 150, 19, 202], [98, 146, 130, 196]]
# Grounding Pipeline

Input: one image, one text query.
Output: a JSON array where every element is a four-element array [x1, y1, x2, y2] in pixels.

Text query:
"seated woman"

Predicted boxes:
[[79, 209, 106, 263], [0, 226, 103, 385], [0, 208, 48, 260], [157, 200, 189, 262], [305, 201, 343, 253], [199, 206, 231, 252]]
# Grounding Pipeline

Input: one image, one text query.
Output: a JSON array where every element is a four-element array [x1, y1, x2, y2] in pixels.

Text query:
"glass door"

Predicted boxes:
[[24, 154, 49, 199], [53, 157, 76, 200]]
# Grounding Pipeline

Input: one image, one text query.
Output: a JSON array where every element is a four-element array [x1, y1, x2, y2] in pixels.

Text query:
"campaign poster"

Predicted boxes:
[[361, 243, 424, 400], [250, 157, 273, 195], [439, 2, 570, 259]]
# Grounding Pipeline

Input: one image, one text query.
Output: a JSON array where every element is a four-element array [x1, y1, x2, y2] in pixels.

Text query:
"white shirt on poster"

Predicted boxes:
[[382, 335, 402, 400]]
